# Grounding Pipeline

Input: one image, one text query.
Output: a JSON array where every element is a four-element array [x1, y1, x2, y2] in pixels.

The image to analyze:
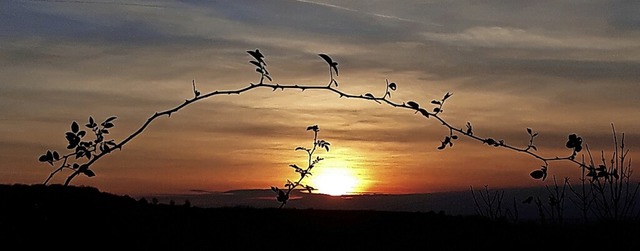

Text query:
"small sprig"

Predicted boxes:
[[271, 125, 330, 208], [247, 49, 272, 84], [318, 54, 339, 87]]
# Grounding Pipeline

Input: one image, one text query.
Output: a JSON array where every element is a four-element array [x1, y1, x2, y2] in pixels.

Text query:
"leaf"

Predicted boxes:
[[295, 147, 306, 151], [249, 60, 261, 68], [407, 101, 420, 110], [38, 154, 48, 162], [277, 190, 288, 202], [78, 164, 89, 172], [530, 170, 545, 180], [527, 128, 532, 135], [53, 151, 60, 160], [46, 150, 53, 161], [306, 125, 319, 131], [431, 100, 441, 105], [364, 93, 375, 99], [332, 63, 339, 76], [71, 121, 79, 133], [433, 107, 441, 113], [104, 116, 117, 123], [388, 82, 397, 91], [443, 92, 452, 101], [86, 116, 95, 128], [318, 54, 334, 65], [418, 108, 429, 118], [247, 49, 265, 64], [83, 169, 95, 177]]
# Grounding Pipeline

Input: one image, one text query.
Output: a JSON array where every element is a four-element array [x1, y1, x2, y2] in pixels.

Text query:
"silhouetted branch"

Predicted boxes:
[[37, 49, 612, 192]]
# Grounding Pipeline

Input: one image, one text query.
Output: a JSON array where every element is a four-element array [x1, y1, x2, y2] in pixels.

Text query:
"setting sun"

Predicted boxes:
[[312, 167, 359, 196]]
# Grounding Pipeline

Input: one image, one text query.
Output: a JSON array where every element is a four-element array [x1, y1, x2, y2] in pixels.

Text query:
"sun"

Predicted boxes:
[[312, 167, 359, 196]]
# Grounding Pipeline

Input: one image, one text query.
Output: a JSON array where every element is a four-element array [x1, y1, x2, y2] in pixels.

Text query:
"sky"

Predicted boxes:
[[1, 0, 639, 197]]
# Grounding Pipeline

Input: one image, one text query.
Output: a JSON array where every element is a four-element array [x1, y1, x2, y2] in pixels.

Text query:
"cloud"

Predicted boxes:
[[422, 26, 640, 50]]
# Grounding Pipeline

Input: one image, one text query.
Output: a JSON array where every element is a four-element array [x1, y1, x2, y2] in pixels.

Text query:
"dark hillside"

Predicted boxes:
[[1, 184, 638, 250]]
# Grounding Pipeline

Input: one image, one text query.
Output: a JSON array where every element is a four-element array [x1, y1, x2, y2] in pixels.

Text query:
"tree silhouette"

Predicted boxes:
[[37, 49, 635, 213]]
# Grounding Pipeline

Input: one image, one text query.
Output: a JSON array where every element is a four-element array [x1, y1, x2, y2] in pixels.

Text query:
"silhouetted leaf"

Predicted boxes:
[[71, 121, 79, 133], [443, 92, 452, 101], [318, 54, 338, 75], [83, 169, 95, 177], [566, 134, 582, 152], [407, 101, 419, 110], [531, 145, 538, 151], [527, 128, 532, 135], [433, 107, 441, 113], [247, 49, 265, 64], [38, 154, 48, 162], [418, 108, 429, 118], [250, 60, 261, 68], [277, 190, 288, 202], [105, 116, 117, 123], [53, 151, 59, 160], [318, 53, 333, 64], [389, 82, 397, 91], [451, 135, 458, 140], [364, 93, 375, 99], [431, 100, 441, 105], [530, 170, 545, 179], [307, 125, 319, 132], [86, 116, 95, 128], [78, 164, 89, 172]]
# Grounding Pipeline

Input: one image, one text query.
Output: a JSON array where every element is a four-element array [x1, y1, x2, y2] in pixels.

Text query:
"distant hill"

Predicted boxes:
[[1, 183, 639, 250], [140, 186, 606, 220]]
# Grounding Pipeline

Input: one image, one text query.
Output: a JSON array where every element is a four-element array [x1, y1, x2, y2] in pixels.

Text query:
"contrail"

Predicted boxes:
[[16, 0, 171, 9], [295, 0, 442, 27]]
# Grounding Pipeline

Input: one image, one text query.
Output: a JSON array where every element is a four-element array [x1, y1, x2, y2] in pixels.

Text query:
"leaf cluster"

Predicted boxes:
[[38, 116, 118, 180]]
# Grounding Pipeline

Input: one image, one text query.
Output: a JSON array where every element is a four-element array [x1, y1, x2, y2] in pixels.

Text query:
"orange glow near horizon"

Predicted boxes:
[[308, 157, 368, 196]]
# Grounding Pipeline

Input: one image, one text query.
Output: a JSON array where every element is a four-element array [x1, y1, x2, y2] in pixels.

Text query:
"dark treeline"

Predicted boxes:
[[1, 184, 638, 250]]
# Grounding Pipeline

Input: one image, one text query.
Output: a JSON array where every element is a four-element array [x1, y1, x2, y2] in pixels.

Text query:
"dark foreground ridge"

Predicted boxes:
[[1, 184, 639, 250]]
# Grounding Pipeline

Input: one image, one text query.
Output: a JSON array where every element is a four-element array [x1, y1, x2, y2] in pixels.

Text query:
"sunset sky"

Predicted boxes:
[[1, 0, 639, 197]]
